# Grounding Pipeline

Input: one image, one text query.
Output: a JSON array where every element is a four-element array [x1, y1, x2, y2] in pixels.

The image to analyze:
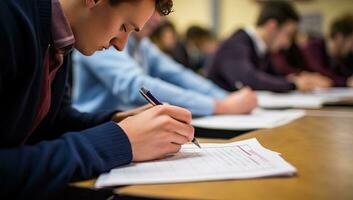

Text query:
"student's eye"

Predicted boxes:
[[120, 24, 127, 32]]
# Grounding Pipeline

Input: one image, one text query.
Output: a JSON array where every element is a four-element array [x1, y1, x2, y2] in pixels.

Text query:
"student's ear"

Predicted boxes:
[[85, 0, 101, 8]]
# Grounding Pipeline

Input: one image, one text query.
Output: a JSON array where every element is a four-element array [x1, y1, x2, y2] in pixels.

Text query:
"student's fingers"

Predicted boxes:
[[164, 143, 182, 155], [240, 87, 252, 92], [158, 115, 194, 141], [168, 131, 190, 145], [153, 105, 192, 124], [162, 116, 194, 141]]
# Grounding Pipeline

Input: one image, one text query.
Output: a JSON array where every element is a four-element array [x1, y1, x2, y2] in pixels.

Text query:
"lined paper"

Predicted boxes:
[[95, 139, 296, 188]]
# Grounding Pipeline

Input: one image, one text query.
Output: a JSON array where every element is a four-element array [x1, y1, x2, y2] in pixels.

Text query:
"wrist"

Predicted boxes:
[[111, 112, 128, 123], [214, 100, 225, 115]]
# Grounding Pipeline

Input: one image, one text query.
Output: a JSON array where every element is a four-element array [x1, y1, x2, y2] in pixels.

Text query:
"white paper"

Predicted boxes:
[[95, 138, 296, 188], [309, 87, 353, 99], [191, 109, 305, 130], [256, 91, 342, 109]]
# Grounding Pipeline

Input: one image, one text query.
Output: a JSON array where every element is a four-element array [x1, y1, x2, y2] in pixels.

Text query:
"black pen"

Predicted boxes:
[[139, 87, 201, 148]]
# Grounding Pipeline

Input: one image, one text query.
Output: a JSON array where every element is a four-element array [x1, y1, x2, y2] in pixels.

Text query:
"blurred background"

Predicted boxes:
[[167, 0, 353, 38]]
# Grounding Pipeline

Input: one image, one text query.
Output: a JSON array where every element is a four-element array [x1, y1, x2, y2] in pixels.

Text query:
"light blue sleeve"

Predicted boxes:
[[76, 48, 217, 116], [141, 38, 228, 99]]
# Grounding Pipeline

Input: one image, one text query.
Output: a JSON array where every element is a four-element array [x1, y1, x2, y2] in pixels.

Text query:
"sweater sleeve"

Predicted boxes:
[[0, 122, 132, 199], [32, 55, 119, 138]]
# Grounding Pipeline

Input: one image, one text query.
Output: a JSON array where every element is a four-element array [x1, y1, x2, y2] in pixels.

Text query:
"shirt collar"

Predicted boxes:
[[245, 27, 267, 57], [51, 0, 75, 54]]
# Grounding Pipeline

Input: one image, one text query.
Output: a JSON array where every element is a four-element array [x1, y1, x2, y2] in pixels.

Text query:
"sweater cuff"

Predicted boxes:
[[82, 121, 132, 171], [289, 82, 297, 90]]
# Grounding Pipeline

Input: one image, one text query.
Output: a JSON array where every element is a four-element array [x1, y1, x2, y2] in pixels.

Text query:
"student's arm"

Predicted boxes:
[[0, 122, 132, 199], [302, 43, 347, 86], [212, 42, 296, 92], [142, 38, 228, 99], [75, 49, 217, 116]]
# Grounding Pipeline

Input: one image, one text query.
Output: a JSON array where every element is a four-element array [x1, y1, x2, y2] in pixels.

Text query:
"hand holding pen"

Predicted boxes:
[[140, 87, 201, 148]]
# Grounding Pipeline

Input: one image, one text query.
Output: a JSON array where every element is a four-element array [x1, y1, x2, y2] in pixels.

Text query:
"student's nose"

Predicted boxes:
[[110, 33, 129, 51]]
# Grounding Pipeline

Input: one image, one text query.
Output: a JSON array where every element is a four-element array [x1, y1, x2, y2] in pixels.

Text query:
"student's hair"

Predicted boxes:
[[186, 26, 215, 42], [109, 0, 173, 16], [185, 26, 217, 49], [330, 14, 353, 38], [151, 20, 177, 40], [256, 1, 300, 27]]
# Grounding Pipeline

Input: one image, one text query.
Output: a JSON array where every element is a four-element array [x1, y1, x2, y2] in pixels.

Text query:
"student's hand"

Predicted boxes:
[[347, 76, 353, 87], [214, 87, 258, 115], [290, 74, 313, 92], [112, 104, 152, 123], [289, 72, 332, 92], [118, 105, 194, 161], [309, 73, 333, 89]]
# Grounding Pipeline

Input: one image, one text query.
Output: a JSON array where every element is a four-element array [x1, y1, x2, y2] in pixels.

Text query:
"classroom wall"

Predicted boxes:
[[167, 0, 353, 39], [167, 0, 212, 36]]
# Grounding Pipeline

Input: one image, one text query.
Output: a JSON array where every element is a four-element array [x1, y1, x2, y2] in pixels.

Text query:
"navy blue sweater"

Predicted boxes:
[[0, 0, 132, 198]]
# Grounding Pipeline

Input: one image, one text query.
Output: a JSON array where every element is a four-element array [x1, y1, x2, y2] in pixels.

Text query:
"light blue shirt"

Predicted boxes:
[[72, 37, 228, 116]]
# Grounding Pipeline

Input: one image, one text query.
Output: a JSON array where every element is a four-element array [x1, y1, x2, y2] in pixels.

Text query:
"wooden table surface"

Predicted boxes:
[[74, 108, 353, 200]]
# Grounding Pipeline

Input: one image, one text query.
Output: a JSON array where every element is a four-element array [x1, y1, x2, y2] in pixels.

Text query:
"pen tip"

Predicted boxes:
[[192, 138, 201, 149]]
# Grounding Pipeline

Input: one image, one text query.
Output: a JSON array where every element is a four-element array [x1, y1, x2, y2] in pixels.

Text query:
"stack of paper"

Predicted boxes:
[[95, 138, 296, 188], [191, 109, 305, 130]]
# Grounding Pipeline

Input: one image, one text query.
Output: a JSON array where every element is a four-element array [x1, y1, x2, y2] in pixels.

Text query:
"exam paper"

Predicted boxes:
[[191, 109, 305, 130], [95, 138, 296, 188]]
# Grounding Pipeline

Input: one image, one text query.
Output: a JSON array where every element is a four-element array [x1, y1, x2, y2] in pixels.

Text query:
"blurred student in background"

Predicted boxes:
[[150, 20, 179, 56], [301, 14, 353, 87], [206, 1, 331, 93], [72, 12, 257, 117], [151, 22, 218, 73], [271, 34, 333, 87]]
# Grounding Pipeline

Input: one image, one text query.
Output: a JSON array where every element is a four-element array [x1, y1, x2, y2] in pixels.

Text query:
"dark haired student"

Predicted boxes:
[[302, 14, 353, 87], [0, 0, 195, 199], [206, 1, 330, 92]]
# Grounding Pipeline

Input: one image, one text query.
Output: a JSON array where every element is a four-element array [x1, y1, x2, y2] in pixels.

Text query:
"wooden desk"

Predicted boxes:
[[74, 111, 353, 200]]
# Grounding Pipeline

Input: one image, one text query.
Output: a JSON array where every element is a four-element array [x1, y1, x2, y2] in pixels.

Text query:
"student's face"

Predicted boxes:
[[339, 34, 353, 57], [160, 27, 177, 49], [270, 21, 298, 52], [73, 0, 155, 55]]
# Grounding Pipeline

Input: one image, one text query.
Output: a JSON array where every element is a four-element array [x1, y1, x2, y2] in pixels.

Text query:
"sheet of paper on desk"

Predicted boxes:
[[256, 91, 340, 109], [310, 87, 353, 99], [191, 109, 305, 130], [95, 138, 296, 188]]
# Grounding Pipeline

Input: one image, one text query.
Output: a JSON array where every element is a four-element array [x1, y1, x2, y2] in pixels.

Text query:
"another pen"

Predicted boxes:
[[139, 86, 201, 148]]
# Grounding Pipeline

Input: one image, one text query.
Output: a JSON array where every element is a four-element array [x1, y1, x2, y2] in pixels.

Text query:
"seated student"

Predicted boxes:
[[301, 14, 353, 87], [0, 0, 196, 198], [72, 12, 257, 117], [150, 20, 179, 57], [205, 1, 329, 93], [271, 35, 333, 87], [151, 23, 218, 72]]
